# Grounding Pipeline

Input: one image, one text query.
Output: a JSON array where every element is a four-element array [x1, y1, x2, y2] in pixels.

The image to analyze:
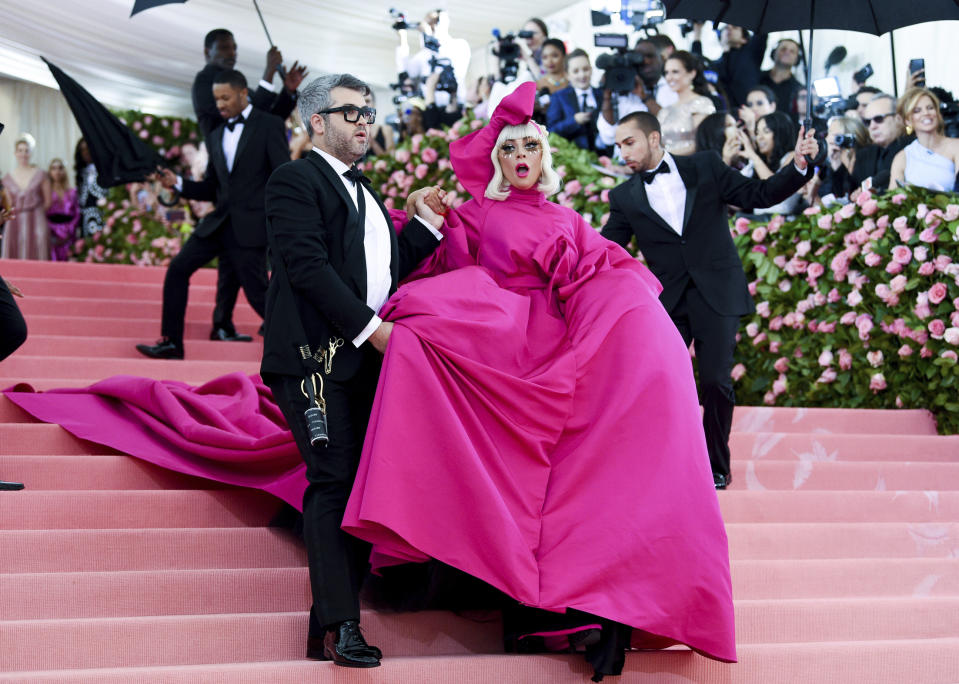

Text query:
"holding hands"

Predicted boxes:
[[151, 168, 178, 190], [407, 185, 452, 229]]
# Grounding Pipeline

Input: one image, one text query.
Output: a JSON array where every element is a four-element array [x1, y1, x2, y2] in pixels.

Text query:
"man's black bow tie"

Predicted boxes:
[[641, 162, 670, 184], [225, 115, 245, 131], [343, 166, 370, 186]]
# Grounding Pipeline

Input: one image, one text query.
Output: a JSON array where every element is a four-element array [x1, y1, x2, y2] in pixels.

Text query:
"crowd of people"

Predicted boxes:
[[0, 12, 956, 682]]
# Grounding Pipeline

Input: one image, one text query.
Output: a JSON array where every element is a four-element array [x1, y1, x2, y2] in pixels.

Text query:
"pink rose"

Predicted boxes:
[[916, 203, 929, 220], [763, 391, 776, 405], [891, 193, 907, 205], [774, 357, 789, 373], [865, 253, 882, 267], [952, 311, 959, 328], [807, 262, 825, 280], [929, 319, 947, 338], [138, 129, 149, 139], [745, 322, 759, 337], [945, 204, 959, 221], [867, 350, 884, 367], [899, 344, 914, 357], [774, 254, 788, 268], [877, 214, 890, 229], [772, 374, 787, 395], [747, 281, 758, 296], [751, 226, 768, 242], [601, 189, 610, 203], [945, 327, 959, 345], [891, 245, 912, 264], [394, 148, 411, 163], [840, 311, 857, 325], [420, 147, 438, 163], [935, 255, 953, 271], [769, 316, 783, 331], [875, 283, 892, 300], [730, 363, 746, 380], [778, 280, 791, 292], [942, 350, 959, 361], [769, 340, 781, 353], [768, 215, 785, 233], [886, 261, 903, 275], [756, 301, 770, 317], [803, 206, 821, 215], [817, 214, 833, 230], [817, 368, 837, 384], [869, 373, 887, 393], [818, 349, 834, 366], [828, 288, 841, 303], [914, 246, 929, 262], [861, 199, 878, 216], [796, 240, 811, 257], [919, 227, 939, 243], [414, 164, 429, 179], [565, 179, 583, 195], [838, 348, 853, 370], [921, 346, 933, 358], [919, 262, 936, 276], [837, 202, 858, 220], [929, 282, 949, 304], [890, 275, 908, 293], [892, 216, 909, 230], [818, 321, 836, 333], [752, 332, 767, 346]]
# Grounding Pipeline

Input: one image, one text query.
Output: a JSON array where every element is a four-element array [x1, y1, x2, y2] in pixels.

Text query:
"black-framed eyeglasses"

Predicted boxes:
[[318, 105, 376, 124], [864, 113, 894, 126]]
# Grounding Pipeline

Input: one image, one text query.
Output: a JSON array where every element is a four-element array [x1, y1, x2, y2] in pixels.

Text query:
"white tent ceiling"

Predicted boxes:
[[0, 0, 579, 116]]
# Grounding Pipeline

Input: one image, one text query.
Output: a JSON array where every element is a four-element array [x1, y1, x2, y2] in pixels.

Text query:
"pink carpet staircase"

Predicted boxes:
[[1, 258, 958, 683]]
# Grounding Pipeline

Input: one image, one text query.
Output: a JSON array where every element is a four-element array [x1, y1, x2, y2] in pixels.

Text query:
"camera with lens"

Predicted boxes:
[[832, 134, 857, 149], [812, 76, 853, 119], [429, 56, 458, 93], [594, 34, 643, 94], [389, 7, 416, 31], [492, 29, 531, 84]]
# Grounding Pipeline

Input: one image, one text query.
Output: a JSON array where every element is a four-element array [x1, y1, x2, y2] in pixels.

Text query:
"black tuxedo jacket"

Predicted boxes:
[[602, 152, 809, 317], [192, 63, 297, 140], [260, 151, 441, 381], [179, 108, 290, 248]]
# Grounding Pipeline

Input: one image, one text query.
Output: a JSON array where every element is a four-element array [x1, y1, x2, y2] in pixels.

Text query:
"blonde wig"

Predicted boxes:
[[485, 122, 561, 201]]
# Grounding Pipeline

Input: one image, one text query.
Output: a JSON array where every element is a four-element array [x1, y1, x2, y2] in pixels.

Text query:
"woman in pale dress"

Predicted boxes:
[[1, 134, 51, 260], [656, 50, 716, 156], [889, 87, 959, 192]]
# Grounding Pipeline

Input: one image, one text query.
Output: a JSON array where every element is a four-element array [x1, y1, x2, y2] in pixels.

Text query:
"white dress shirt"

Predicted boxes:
[[643, 151, 687, 235], [312, 147, 443, 347]]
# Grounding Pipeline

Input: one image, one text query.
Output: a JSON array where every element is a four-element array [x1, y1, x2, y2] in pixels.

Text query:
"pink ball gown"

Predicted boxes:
[[341, 82, 736, 666]]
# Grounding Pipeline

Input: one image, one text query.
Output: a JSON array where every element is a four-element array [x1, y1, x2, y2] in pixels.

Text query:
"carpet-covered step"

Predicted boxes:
[[0, 424, 119, 455], [4, 640, 959, 684], [8, 557, 959, 621], [16, 335, 262, 362], [15, 296, 262, 325], [729, 459, 959, 490], [0, 259, 217, 285], [1, 357, 260, 383], [6, 277, 216, 302], [731, 406, 937, 435], [0, 610, 503, 671], [729, 432, 959, 461], [719, 490, 959, 523], [0, 528, 306, 573], [0, 454, 242, 491], [1, 490, 287, 530], [725, 521, 959, 560], [0, 395, 40, 422], [5, 599, 959, 671], [15, 315, 258, 340]]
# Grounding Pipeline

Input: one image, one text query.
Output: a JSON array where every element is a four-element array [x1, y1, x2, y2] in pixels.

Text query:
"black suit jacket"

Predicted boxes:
[[192, 63, 297, 140], [179, 108, 290, 248], [260, 151, 441, 381], [601, 152, 809, 317]]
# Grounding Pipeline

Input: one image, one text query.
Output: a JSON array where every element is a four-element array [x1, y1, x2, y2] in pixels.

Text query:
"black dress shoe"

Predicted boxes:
[[320, 620, 381, 667], [209, 327, 253, 342], [0, 480, 25, 491], [713, 473, 731, 490], [135, 338, 184, 360], [307, 635, 381, 660]]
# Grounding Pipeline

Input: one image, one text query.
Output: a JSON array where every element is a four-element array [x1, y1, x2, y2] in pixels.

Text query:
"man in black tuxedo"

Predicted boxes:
[[137, 69, 290, 359], [260, 73, 444, 667], [193, 29, 306, 341], [601, 111, 819, 489]]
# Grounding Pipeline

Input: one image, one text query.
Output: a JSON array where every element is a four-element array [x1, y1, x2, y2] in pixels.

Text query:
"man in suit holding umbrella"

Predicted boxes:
[[138, 69, 289, 359], [601, 111, 819, 489]]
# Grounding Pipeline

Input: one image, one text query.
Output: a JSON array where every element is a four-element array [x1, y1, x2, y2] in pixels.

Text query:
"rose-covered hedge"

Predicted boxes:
[[72, 111, 201, 265], [732, 186, 959, 434]]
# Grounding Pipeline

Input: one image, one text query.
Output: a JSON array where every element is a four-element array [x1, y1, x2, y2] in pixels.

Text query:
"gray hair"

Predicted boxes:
[[298, 74, 370, 137], [869, 93, 897, 111]]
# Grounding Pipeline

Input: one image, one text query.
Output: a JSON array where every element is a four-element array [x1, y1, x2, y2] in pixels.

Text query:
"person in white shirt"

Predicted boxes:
[[396, 10, 471, 107]]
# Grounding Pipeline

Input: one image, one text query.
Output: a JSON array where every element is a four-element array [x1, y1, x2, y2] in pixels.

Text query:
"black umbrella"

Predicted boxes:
[[43, 57, 162, 187], [664, 0, 959, 125], [130, 0, 187, 17]]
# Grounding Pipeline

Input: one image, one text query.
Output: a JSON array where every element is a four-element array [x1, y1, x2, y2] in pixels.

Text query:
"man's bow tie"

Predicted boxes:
[[343, 166, 370, 186], [641, 162, 670, 184], [225, 115, 245, 131]]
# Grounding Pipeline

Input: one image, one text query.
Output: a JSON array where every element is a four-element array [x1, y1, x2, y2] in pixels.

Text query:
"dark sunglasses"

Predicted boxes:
[[317, 105, 376, 124], [864, 112, 894, 126]]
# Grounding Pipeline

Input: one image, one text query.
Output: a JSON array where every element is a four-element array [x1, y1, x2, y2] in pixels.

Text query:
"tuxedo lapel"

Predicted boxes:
[[209, 128, 229, 180], [306, 151, 366, 291], [231, 110, 255, 175], [629, 175, 674, 235], [675, 156, 698, 233]]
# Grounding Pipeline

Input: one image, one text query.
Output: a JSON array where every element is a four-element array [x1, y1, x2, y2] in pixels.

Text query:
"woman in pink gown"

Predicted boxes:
[[1, 134, 51, 260], [341, 82, 735, 676], [46, 158, 80, 261]]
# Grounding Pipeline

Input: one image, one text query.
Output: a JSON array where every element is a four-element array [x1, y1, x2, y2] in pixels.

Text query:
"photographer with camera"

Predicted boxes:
[[394, 9, 470, 107], [595, 37, 677, 149], [422, 70, 463, 130], [760, 39, 804, 123], [814, 115, 871, 200], [711, 25, 767, 110]]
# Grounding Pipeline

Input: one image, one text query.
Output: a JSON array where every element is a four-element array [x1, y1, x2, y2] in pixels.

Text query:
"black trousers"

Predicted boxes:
[[160, 223, 267, 345], [670, 283, 740, 479], [267, 352, 380, 630], [0, 275, 27, 362]]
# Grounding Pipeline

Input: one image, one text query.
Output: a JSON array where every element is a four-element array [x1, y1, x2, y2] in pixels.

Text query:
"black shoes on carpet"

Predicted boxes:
[[209, 327, 253, 342], [307, 620, 381, 668], [713, 473, 731, 490], [135, 338, 184, 360]]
